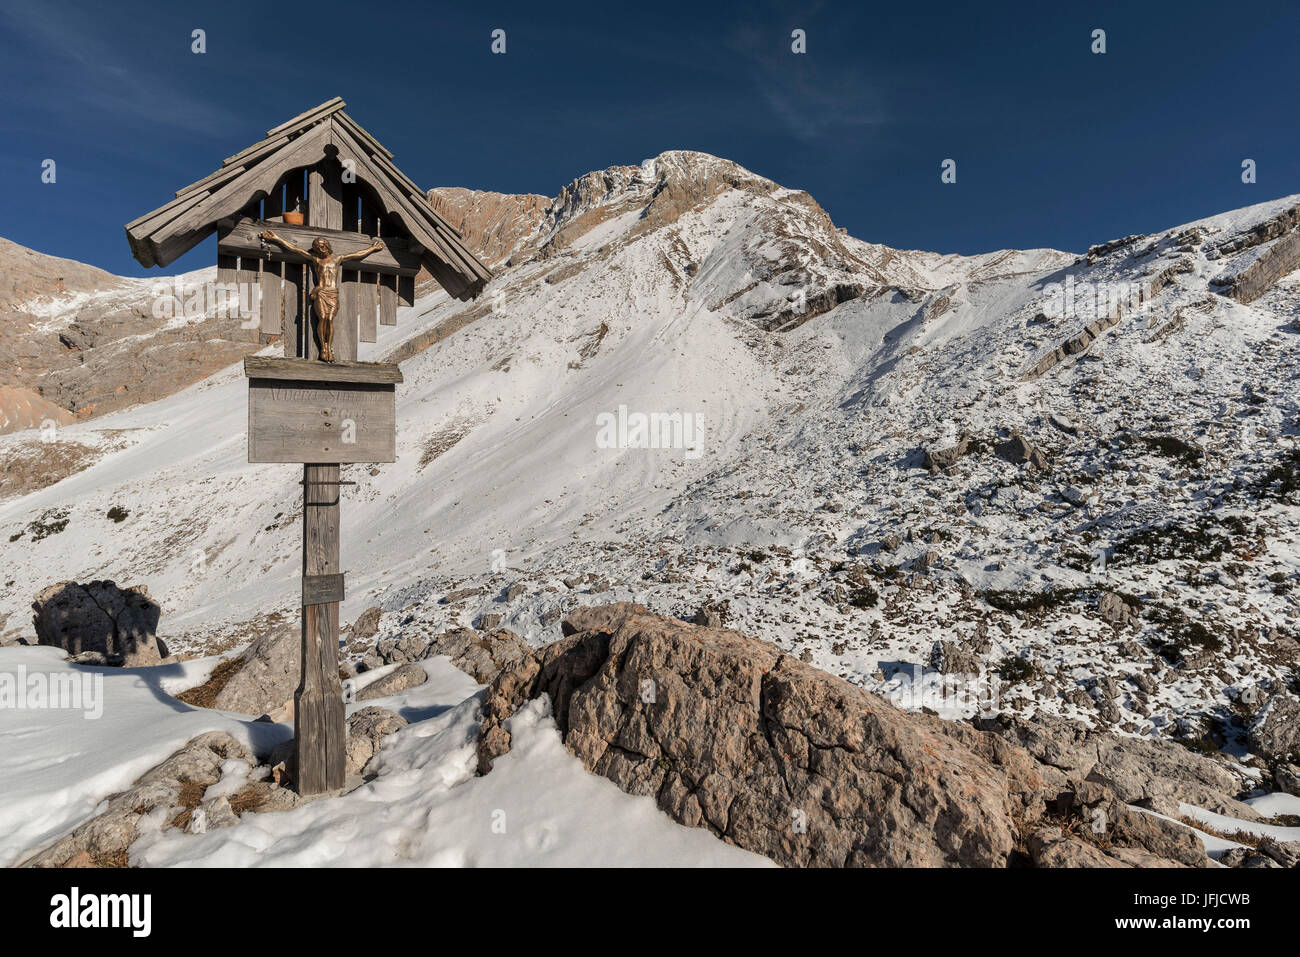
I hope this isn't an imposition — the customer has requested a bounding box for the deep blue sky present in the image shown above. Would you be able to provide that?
[2,0,1297,277]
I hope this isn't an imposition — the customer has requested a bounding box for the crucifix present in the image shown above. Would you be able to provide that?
[260,230,385,361]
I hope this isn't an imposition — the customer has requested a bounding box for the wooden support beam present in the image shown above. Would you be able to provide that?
[380,273,397,327]
[236,255,261,343]
[359,273,378,344]
[334,296,357,362]
[358,274,377,342]
[259,181,284,336]
[342,180,362,344]
[318,157,344,231]
[282,174,305,357]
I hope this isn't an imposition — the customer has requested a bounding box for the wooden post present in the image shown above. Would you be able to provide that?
[294,158,350,795]
[295,463,346,794]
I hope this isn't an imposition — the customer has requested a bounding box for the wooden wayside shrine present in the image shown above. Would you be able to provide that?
[125,98,491,794]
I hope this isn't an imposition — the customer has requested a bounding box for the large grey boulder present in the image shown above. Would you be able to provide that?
[32,580,166,667]
[346,607,383,644]
[1274,763,1300,797]
[930,639,981,674]
[373,634,428,666]
[924,435,972,472]
[994,434,1050,470]
[478,604,1026,867]
[1097,592,1137,627]
[210,622,299,716]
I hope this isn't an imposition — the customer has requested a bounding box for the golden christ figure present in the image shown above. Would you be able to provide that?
[261,230,385,362]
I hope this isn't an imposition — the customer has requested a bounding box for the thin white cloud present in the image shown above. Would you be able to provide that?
[724,21,886,142]
[0,1,240,137]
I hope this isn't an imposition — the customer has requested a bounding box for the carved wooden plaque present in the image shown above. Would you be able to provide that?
[245,357,401,464]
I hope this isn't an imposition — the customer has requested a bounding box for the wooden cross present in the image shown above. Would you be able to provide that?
[127,104,492,797]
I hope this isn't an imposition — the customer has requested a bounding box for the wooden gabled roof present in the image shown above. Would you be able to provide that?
[125,98,491,301]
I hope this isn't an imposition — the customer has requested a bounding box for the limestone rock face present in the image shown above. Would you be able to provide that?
[32,580,164,667]
[0,238,263,437]
[425,188,551,269]
[975,712,1258,820]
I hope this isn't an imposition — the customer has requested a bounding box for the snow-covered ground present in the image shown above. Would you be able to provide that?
[0,645,767,868]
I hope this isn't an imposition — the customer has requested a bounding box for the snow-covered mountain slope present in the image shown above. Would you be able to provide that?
[1,151,1297,756]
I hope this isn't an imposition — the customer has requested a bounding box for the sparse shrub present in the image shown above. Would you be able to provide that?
[1109,517,1242,567]
[998,656,1037,683]
[106,506,129,523]
[1135,434,1203,468]
[1259,447,1300,504]
[26,509,69,542]
[848,585,879,609]
[1145,604,1224,664]
[983,587,1081,614]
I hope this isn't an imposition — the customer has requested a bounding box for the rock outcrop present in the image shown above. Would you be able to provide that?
[975,711,1258,820]
[1,238,264,436]
[924,436,973,473]
[426,188,550,268]
[356,662,427,701]
[32,580,166,667]
[19,731,305,866]
[345,706,407,775]
[477,604,1213,867]
[417,625,529,684]
[994,434,1050,470]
